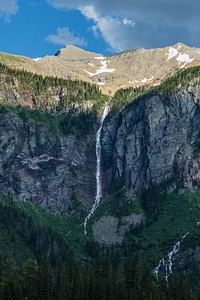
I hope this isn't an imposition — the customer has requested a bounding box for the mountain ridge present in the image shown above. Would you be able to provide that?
[1,42,200,95]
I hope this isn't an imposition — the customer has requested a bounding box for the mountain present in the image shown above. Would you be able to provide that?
[1,43,200,95]
[1,44,200,297]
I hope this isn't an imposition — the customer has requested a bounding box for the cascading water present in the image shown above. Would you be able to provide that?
[155,232,189,281]
[84,104,110,235]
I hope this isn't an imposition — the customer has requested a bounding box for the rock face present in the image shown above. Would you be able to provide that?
[0,111,97,213]
[1,80,200,217]
[1,76,200,220]
[102,83,200,194]
[93,213,145,245]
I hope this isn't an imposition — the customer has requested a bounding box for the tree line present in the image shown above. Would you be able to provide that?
[0,253,198,300]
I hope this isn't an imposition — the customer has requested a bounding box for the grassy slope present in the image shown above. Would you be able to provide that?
[0,101,62,131]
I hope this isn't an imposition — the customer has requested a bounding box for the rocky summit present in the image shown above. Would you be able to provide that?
[1,43,200,95]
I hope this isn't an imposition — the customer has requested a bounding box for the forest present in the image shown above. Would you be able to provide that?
[0,252,198,300]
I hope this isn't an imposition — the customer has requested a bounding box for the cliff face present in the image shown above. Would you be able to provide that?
[0,111,97,213]
[1,79,200,216]
[102,84,200,195]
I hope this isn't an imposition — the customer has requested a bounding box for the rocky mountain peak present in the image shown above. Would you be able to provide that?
[54,45,101,60]
[1,43,200,94]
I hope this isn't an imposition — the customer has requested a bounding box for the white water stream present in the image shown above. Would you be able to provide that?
[155,232,189,281]
[84,104,110,235]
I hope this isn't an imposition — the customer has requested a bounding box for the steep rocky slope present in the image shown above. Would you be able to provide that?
[0,111,97,213]
[0,66,108,214]
[1,43,200,94]
[102,76,200,195]
[0,63,200,224]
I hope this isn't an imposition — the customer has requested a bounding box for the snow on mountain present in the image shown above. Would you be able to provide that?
[2,43,200,95]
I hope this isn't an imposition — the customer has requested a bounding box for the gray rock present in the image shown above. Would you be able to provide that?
[0,112,96,214]
[93,213,145,245]
[102,86,200,194]
[2,80,200,220]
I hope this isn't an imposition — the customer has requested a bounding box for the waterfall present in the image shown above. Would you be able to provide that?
[155,232,189,281]
[84,104,110,235]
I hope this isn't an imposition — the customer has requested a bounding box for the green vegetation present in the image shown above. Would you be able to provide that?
[0,190,73,264]
[0,62,109,137]
[0,63,108,138]
[0,102,62,131]
[155,65,200,94]
[1,186,200,298]
[108,65,200,117]
[60,107,99,137]
[83,186,200,276]
[90,187,144,220]
[0,190,91,261]
[109,85,150,115]
[0,62,105,101]
[123,189,200,266]
[0,246,198,299]
[0,52,21,62]
[0,101,103,138]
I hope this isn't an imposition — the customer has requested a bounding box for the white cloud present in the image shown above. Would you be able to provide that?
[0,0,19,21]
[47,0,200,51]
[45,27,86,47]
[122,18,135,27]
[81,5,137,51]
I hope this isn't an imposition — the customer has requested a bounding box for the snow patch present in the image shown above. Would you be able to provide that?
[85,59,115,76]
[33,57,42,62]
[176,53,194,67]
[129,80,139,84]
[167,47,178,61]
[141,77,154,83]
[167,47,194,67]
[129,77,154,84]
[88,62,94,67]
[95,56,106,60]
[177,44,182,50]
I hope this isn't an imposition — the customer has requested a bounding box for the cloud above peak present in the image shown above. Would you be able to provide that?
[47,0,200,51]
[0,0,19,21]
[46,27,87,47]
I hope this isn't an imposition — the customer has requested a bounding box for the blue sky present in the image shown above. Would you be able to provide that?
[1,0,200,58]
